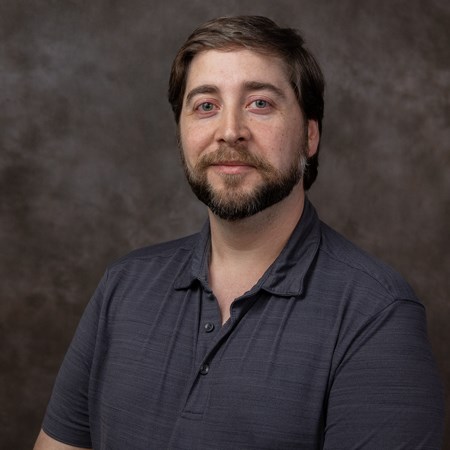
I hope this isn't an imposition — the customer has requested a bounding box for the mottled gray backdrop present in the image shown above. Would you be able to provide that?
[1,0,449,448]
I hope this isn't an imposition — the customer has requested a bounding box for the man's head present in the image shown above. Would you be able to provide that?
[168,15,324,192]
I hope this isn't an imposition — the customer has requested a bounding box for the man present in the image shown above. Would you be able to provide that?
[35,16,444,449]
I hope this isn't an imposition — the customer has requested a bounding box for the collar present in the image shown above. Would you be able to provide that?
[174,198,321,297]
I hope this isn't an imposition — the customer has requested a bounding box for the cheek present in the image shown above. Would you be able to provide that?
[179,128,208,169]
[179,125,196,151]
[275,127,304,167]
[260,124,295,159]
[180,120,209,148]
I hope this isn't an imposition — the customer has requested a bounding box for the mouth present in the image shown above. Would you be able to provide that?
[209,161,255,175]
[211,160,254,166]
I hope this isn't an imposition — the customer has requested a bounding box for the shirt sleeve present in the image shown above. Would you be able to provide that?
[323,299,444,449]
[41,272,107,448]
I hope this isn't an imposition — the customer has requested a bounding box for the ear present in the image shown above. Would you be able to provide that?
[306,120,320,158]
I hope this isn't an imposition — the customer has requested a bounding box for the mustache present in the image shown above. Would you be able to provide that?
[195,144,273,172]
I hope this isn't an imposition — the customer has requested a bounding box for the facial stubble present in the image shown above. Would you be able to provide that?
[180,140,308,221]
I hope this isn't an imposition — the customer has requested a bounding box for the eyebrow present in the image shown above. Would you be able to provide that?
[184,81,287,106]
[185,85,218,106]
[242,81,286,99]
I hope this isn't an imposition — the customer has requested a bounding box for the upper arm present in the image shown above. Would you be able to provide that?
[34,429,92,450]
[323,300,444,449]
[40,274,108,448]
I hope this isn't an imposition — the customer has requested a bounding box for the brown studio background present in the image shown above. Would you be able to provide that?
[1,1,449,448]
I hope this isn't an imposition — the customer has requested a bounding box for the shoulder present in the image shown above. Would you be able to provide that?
[113,233,199,266]
[316,221,419,308]
[101,232,201,287]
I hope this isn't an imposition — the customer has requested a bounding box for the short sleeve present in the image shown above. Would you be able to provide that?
[323,299,444,449]
[41,272,107,448]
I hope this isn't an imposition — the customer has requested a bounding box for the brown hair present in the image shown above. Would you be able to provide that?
[168,16,325,190]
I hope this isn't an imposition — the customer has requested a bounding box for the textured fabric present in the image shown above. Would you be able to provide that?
[42,199,444,449]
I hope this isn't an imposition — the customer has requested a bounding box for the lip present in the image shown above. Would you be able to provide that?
[210,161,255,175]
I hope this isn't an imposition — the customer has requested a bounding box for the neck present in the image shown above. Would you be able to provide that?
[208,184,306,268]
[207,184,306,324]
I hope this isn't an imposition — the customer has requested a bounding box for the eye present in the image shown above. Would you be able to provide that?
[253,99,269,108]
[248,98,273,113]
[197,102,215,112]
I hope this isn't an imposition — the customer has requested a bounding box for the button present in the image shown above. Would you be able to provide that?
[204,322,215,333]
[199,364,209,375]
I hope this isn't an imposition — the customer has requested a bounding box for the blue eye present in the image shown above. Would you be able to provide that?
[254,99,268,108]
[199,102,214,111]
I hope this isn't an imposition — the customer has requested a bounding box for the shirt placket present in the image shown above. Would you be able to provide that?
[177,287,220,418]
[179,287,260,420]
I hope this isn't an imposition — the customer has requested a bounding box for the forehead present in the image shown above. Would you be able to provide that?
[184,48,291,92]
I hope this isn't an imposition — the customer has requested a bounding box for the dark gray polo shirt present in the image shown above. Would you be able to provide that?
[42,199,444,449]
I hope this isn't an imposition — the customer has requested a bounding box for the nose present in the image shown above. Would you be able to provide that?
[215,107,251,145]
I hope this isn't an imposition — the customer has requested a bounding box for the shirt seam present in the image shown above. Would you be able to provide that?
[317,245,419,303]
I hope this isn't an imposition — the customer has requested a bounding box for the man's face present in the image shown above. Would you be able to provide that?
[178,48,315,221]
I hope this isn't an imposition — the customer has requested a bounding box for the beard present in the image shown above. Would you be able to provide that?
[180,141,308,222]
